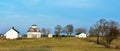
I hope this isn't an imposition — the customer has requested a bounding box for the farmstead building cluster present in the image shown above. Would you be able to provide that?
[4,24,53,39]
[3,24,87,39]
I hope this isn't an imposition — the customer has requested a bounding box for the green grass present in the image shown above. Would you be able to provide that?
[0,37,119,51]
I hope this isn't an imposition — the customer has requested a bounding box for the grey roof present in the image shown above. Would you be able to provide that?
[32,24,37,26]
[12,27,20,33]
[27,26,40,32]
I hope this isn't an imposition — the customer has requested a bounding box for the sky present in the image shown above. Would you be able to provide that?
[0,0,120,34]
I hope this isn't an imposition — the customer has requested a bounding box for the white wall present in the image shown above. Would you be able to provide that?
[75,33,87,38]
[48,34,53,38]
[79,34,87,38]
[27,32,41,38]
[5,29,19,39]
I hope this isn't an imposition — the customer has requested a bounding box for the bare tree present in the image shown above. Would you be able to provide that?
[64,24,74,36]
[55,25,62,37]
[89,26,96,36]
[75,28,86,35]
[41,28,51,37]
[47,28,51,34]
[41,28,47,37]
[93,19,108,44]
[103,20,119,47]
[90,19,120,47]
[62,27,69,36]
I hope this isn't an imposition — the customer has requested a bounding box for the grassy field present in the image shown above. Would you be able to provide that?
[0,37,120,51]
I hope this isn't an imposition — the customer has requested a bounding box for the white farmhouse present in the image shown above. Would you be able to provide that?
[75,33,87,38]
[48,33,53,38]
[4,27,20,39]
[27,24,41,38]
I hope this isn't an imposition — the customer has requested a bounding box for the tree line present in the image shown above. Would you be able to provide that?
[41,18,120,48]
[89,19,120,48]
[41,24,86,37]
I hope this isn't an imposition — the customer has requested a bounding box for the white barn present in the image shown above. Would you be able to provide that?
[48,33,53,38]
[75,33,87,38]
[27,24,41,38]
[4,27,20,39]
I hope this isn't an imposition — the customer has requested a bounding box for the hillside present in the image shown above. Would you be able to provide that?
[0,37,119,51]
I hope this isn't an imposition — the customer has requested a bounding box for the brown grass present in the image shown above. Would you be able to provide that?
[0,37,119,51]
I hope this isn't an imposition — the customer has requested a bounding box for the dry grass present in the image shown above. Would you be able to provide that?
[0,37,119,51]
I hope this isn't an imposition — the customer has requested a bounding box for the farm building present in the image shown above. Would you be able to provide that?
[75,33,87,38]
[48,33,53,38]
[27,24,41,38]
[4,27,21,39]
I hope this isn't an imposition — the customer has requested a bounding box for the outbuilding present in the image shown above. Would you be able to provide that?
[75,33,87,38]
[4,27,20,39]
[27,24,41,38]
[48,33,53,38]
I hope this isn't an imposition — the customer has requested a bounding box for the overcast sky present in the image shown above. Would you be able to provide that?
[0,0,120,34]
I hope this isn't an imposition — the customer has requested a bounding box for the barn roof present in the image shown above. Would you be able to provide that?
[28,28,40,32]
[11,27,20,33]
[32,24,37,26]
[27,25,40,32]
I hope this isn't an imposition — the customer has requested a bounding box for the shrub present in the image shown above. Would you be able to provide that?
[115,45,120,49]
